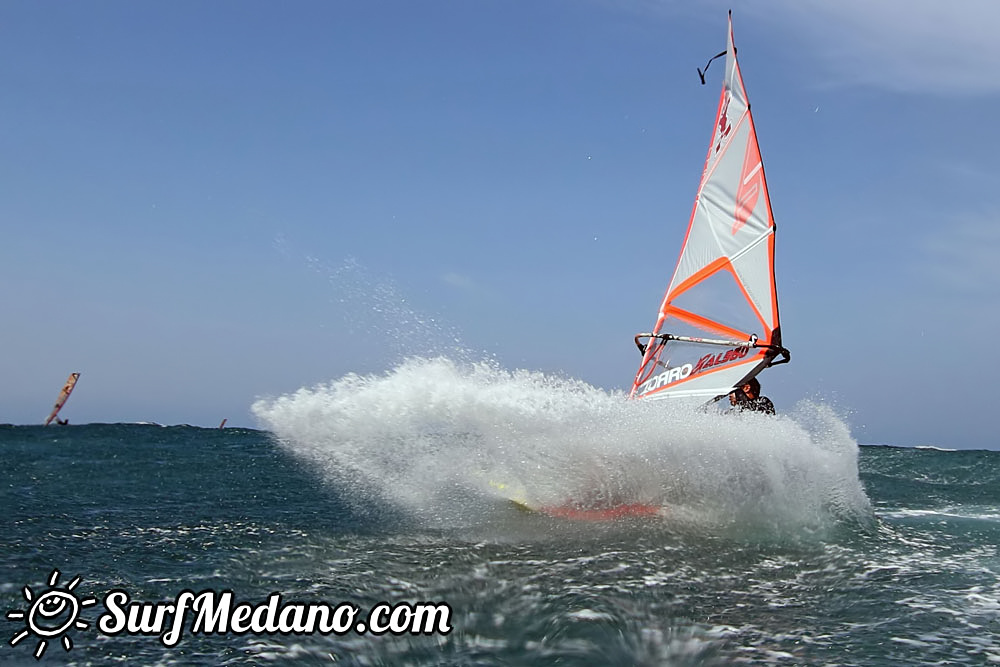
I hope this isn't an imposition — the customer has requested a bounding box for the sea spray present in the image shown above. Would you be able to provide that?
[253,357,873,534]
[294,252,473,364]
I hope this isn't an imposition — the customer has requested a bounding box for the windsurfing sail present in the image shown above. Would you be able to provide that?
[630,13,789,401]
[44,372,80,425]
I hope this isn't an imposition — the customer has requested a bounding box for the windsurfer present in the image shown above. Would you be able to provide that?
[728,377,775,415]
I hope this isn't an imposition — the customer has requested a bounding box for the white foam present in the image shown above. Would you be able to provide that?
[252,356,873,532]
[879,507,1000,523]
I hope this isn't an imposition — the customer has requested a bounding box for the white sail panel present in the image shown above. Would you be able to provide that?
[670,80,774,321]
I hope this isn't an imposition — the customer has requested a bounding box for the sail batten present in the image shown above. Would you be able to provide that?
[630,14,788,401]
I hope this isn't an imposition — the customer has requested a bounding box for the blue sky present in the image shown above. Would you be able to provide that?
[2,1,998,449]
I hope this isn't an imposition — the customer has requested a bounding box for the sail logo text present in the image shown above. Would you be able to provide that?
[714,92,732,155]
[638,363,693,394]
[693,347,749,374]
[733,144,763,235]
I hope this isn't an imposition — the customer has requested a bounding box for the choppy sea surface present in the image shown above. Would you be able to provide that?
[3,358,999,665]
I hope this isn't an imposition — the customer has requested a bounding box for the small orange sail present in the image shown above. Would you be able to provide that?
[44,373,80,426]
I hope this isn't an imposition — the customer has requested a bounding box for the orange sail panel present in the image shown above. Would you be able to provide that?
[631,15,785,400]
[44,372,80,426]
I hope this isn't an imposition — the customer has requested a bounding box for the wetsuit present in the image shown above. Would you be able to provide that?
[742,396,775,415]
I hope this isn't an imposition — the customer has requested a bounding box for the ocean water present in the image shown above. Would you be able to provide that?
[3,357,999,665]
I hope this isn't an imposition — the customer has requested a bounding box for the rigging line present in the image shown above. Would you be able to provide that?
[697,50,727,85]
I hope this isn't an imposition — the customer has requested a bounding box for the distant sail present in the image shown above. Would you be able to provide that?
[631,14,788,400]
[44,373,80,426]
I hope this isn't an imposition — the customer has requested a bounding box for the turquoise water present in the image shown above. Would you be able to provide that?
[3,362,999,665]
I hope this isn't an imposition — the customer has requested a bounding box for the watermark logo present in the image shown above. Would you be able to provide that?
[7,569,452,659]
[7,569,97,660]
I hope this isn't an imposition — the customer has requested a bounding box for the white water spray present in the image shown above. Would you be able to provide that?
[253,356,872,533]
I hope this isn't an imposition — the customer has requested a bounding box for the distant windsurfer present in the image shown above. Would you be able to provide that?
[727,377,775,415]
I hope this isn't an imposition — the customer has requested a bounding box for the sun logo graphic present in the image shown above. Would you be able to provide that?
[6,569,97,660]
